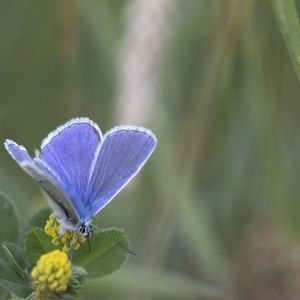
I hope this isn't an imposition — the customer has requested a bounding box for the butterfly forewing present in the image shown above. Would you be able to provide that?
[39,118,102,220]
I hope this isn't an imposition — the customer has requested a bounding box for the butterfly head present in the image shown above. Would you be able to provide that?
[78,223,93,238]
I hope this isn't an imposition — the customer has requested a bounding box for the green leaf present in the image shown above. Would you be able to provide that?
[24,293,36,300]
[71,266,88,285]
[25,208,51,230]
[2,243,27,270]
[19,208,51,248]
[0,243,25,298]
[1,243,27,280]
[0,278,32,298]
[52,293,77,300]
[0,244,31,298]
[0,192,19,244]
[24,228,57,266]
[0,258,32,298]
[272,0,300,82]
[73,228,129,278]
[61,266,88,299]
[0,258,21,282]
[10,293,25,300]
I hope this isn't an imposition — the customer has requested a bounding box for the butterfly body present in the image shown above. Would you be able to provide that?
[4,118,157,238]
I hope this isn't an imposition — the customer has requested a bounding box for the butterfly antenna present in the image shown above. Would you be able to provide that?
[93,226,137,256]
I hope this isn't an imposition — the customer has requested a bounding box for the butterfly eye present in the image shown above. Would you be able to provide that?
[78,224,93,238]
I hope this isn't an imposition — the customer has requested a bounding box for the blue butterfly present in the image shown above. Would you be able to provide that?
[4,118,157,238]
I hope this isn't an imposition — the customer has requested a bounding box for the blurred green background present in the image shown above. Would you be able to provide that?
[1,0,300,299]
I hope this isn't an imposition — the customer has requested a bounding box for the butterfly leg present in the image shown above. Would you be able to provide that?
[68,232,77,252]
[58,225,67,237]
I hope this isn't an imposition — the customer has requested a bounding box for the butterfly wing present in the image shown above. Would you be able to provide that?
[87,126,157,217]
[39,118,102,221]
[5,120,156,223]
[4,139,35,166]
[4,140,79,223]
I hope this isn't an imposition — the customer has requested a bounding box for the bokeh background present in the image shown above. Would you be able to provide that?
[1,0,300,299]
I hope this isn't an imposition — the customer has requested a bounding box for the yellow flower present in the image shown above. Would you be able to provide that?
[31,250,72,297]
[44,214,86,252]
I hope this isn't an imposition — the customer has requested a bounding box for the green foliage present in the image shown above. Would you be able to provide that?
[0,194,23,298]
[2,243,28,280]
[0,193,19,244]
[0,278,32,299]
[0,197,131,299]
[24,227,130,279]
[272,0,300,82]
[18,208,51,250]
[25,228,58,265]
[24,208,52,230]
[73,229,129,278]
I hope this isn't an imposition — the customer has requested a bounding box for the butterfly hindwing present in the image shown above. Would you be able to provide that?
[5,139,33,166]
[4,139,79,223]
[22,161,79,224]
[87,126,157,217]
